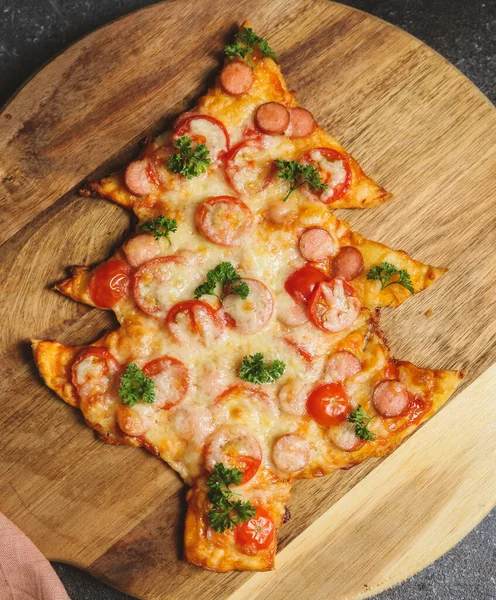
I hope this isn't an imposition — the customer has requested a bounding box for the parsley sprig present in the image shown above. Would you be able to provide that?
[141,215,177,244]
[194,262,249,304]
[208,463,256,533]
[224,27,278,70]
[275,159,328,202]
[239,353,286,384]
[167,136,211,179]
[367,262,414,294]
[348,405,375,441]
[119,363,155,407]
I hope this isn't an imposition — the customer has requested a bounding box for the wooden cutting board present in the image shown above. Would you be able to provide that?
[0,1,495,598]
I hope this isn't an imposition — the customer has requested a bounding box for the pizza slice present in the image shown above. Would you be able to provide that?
[84,23,391,213]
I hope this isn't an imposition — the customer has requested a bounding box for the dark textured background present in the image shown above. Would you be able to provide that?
[1,0,495,598]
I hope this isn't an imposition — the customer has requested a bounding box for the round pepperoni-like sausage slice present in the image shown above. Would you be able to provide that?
[223,279,273,334]
[324,351,362,383]
[133,255,201,319]
[117,403,156,437]
[255,102,290,135]
[286,107,316,138]
[307,383,351,427]
[225,139,273,196]
[173,405,214,446]
[278,380,311,415]
[272,434,311,474]
[234,506,275,555]
[299,227,339,262]
[142,356,189,409]
[301,148,352,203]
[265,200,297,225]
[196,196,253,246]
[72,348,119,406]
[220,61,254,96]
[173,115,229,162]
[124,159,156,196]
[166,300,223,343]
[204,426,262,484]
[88,260,131,309]
[123,234,161,268]
[328,422,364,452]
[284,264,329,305]
[309,279,361,333]
[373,380,410,417]
[330,246,364,280]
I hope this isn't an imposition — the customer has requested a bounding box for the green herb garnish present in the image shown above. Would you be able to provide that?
[224,27,278,70]
[194,262,249,304]
[119,363,155,407]
[348,405,375,441]
[141,215,177,244]
[275,159,328,202]
[239,352,286,385]
[207,463,256,533]
[167,136,211,179]
[367,262,414,294]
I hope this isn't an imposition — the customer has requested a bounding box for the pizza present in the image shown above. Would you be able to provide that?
[32,23,463,573]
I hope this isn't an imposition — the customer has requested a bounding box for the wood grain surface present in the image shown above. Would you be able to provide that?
[0,1,495,599]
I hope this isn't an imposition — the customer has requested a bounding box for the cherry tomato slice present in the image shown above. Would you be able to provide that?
[142,355,189,409]
[308,279,361,333]
[224,138,273,196]
[306,383,351,427]
[300,148,352,204]
[234,506,276,555]
[284,264,329,305]
[88,259,131,308]
[173,115,230,161]
[166,300,223,343]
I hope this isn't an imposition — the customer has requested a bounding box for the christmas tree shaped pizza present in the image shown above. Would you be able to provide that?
[33,25,463,572]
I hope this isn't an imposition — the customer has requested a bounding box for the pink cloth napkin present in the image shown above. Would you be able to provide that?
[0,513,69,600]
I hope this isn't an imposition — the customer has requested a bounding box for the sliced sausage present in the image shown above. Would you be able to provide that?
[223,278,274,334]
[117,404,156,437]
[278,380,310,416]
[286,107,316,138]
[266,201,297,225]
[255,102,290,135]
[324,351,362,383]
[124,160,154,196]
[173,115,229,161]
[220,61,255,96]
[373,380,410,417]
[123,234,161,268]
[299,227,339,262]
[331,246,364,280]
[328,422,364,452]
[196,196,253,246]
[272,434,311,474]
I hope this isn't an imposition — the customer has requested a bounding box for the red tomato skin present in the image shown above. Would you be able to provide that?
[234,506,276,555]
[301,148,352,203]
[173,115,230,158]
[165,300,222,340]
[88,260,131,308]
[284,264,329,305]
[306,383,351,427]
